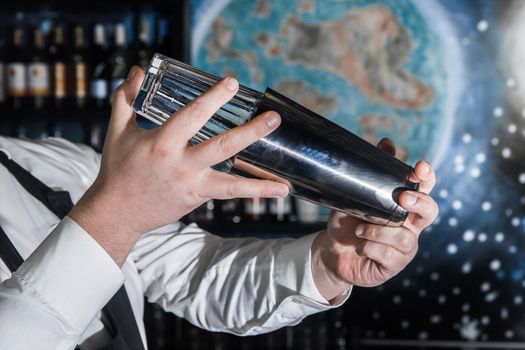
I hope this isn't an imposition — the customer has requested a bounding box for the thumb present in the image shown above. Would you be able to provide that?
[107,66,145,138]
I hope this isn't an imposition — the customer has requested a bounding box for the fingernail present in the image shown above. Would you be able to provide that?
[225,77,238,90]
[127,66,138,82]
[266,113,280,128]
[355,224,364,237]
[274,186,288,197]
[405,193,417,206]
[420,161,430,174]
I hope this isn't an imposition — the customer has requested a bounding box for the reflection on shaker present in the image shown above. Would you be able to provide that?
[269,197,292,222]
[244,198,267,222]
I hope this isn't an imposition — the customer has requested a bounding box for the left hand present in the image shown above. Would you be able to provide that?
[311,138,439,302]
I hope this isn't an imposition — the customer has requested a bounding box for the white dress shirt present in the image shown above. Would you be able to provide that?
[0,136,349,350]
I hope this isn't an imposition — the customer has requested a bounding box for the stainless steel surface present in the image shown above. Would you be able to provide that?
[133,54,419,226]
[234,88,419,226]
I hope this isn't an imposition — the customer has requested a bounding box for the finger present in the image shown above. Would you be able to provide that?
[233,158,291,186]
[377,138,396,156]
[409,161,436,194]
[399,191,439,233]
[108,66,144,137]
[355,224,418,255]
[159,77,239,147]
[188,111,281,168]
[356,240,408,273]
[201,171,289,199]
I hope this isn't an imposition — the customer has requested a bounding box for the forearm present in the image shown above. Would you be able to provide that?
[134,226,338,335]
[311,230,353,303]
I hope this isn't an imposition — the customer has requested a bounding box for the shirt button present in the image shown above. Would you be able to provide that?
[292,297,301,304]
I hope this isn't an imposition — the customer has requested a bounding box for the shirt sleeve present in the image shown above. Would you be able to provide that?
[0,217,125,350]
[132,223,351,336]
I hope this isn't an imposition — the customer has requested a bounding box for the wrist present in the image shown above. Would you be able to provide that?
[69,184,142,266]
[311,230,352,303]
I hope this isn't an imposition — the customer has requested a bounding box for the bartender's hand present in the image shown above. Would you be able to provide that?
[311,139,438,303]
[69,66,288,265]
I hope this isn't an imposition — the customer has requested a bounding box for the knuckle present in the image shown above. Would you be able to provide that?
[414,194,429,211]
[251,119,268,139]
[357,242,368,256]
[174,164,191,179]
[397,232,415,251]
[150,139,170,159]
[365,225,379,240]
[186,99,206,117]
[225,182,239,198]
[396,233,410,250]
[420,196,439,220]
[218,134,237,156]
[184,189,201,204]
[383,246,395,261]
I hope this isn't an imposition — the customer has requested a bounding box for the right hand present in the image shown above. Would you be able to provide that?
[69,66,288,264]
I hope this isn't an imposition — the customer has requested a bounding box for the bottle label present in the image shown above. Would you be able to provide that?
[75,63,87,98]
[0,62,5,102]
[91,79,108,99]
[7,63,26,97]
[111,78,125,92]
[28,63,50,96]
[54,63,66,98]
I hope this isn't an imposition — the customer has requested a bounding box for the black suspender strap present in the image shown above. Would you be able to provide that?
[0,150,145,350]
[0,226,24,272]
[0,151,73,219]
[100,288,147,350]
[0,152,34,273]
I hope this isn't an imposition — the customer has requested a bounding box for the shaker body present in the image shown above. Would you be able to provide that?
[235,88,419,226]
[133,54,419,226]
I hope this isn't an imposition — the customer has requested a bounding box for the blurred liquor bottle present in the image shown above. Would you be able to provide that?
[6,24,28,111]
[49,23,68,109]
[28,25,51,110]
[71,24,89,109]
[90,23,110,109]
[136,16,153,70]
[109,23,130,94]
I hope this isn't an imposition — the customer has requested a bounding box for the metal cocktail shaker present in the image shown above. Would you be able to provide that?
[133,54,419,226]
